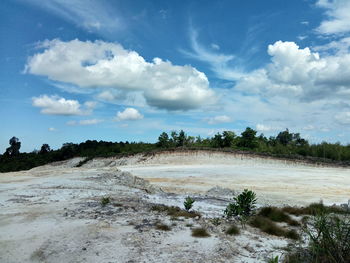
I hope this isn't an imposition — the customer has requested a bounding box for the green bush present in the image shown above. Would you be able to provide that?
[225,225,240,235]
[224,189,257,220]
[284,214,350,263]
[101,196,110,207]
[184,196,195,211]
[259,206,300,226]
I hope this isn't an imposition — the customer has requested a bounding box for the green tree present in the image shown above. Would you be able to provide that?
[238,127,258,149]
[39,144,51,154]
[157,132,170,148]
[4,137,21,156]
[222,131,235,147]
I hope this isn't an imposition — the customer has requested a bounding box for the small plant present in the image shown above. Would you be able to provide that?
[224,189,257,228]
[267,255,279,263]
[151,204,201,218]
[191,227,210,238]
[259,206,300,226]
[225,225,240,235]
[184,196,195,211]
[155,223,171,231]
[101,196,110,207]
[185,223,193,227]
[210,217,221,226]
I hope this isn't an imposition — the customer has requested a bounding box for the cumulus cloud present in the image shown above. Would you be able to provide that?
[115,108,143,121]
[316,0,350,35]
[205,115,232,125]
[67,119,103,126]
[256,124,278,132]
[25,39,214,110]
[32,95,95,115]
[235,40,350,101]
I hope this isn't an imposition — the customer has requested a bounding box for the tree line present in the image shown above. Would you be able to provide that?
[1,127,350,172]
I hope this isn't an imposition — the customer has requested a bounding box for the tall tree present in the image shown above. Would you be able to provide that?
[4,136,21,156]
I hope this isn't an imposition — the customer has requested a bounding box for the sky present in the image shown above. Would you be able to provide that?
[1,0,350,152]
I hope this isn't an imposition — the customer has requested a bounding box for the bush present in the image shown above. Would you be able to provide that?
[224,189,257,218]
[259,206,300,226]
[282,203,348,216]
[249,216,299,240]
[184,196,195,211]
[151,204,200,218]
[101,197,110,207]
[191,227,210,238]
[284,214,350,263]
[225,225,240,235]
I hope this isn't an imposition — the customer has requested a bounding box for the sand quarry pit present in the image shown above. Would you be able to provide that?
[0,150,349,263]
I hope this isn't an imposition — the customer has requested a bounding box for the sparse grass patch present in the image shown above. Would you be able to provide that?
[185,223,193,227]
[155,223,171,231]
[191,227,210,238]
[249,216,300,240]
[259,206,300,226]
[210,217,221,226]
[100,196,110,207]
[225,225,240,235]
[282,203,348,216]
[151,204,201,218]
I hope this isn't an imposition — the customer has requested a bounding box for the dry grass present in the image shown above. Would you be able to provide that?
[225,225,240,235]
[259,206,300,226]
[249,216,299,240]
[151,204,201,218]
[191,227,210,238]
[155,223,171,231]
[282,203,347,216]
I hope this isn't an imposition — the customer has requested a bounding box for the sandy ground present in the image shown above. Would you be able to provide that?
[118,151,350,206]
[0,151,349,263]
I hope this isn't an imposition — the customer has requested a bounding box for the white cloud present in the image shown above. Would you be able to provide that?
[115,108,143,121]
[48,127,57,132]
[181,28,243,81]
[206,115,232,125]
[32,95,94,115]
[301,21,309,25]
[26,39,214,111]
[211,43,220,50]
[256,124,275,132]
[22,0,123,33]
[316,0,350,35]
[66,119,103,126]
[335,112,350,124]
[235,41,350,101]
[97,90,119,101]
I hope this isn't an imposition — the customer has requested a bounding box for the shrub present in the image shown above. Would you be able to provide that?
[284,214,350,263]
[101,196,110,207]
[225,225,240,235]
[151,204,200,218]
[184,196,195,211]
[210,218,221,226]
[282,203,348,216]
[268,256,279,263]
[259,206,300,226]
[249,216,299,240]
[191,227,210,238]
[224,189,257,218]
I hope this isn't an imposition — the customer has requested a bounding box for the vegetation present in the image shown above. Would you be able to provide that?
[191,227,210,238]
[183,196,195,211]
[155,223,171,231]
[282,203,349,216]
[151,204,201,218]
[2,127,350,173]
[249,216,299,240]
[224,189,257,218]
[225,225,240,235]
[284,213,350,263]
[100,197,110,207]
[259,207,300,226]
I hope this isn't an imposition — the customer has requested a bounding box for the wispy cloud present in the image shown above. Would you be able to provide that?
[180,27,244,81]
[21,0,123,34]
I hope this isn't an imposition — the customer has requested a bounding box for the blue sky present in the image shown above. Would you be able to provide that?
[1,0,350,152]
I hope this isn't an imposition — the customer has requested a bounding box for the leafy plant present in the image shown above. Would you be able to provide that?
[210,217,221,226]
[184,196,195,211]
[101,196,110,207]
[267,255,279,263]
[224,189,257,222]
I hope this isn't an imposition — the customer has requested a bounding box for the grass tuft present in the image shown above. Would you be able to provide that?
[259,206,300,226]
[151,204,201,218]
[282,203,348,216]
[100,196,110,207]
[249,216,300,240]
[225,225,240,235]
[155,223,171,231]
[191,227,210,238]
